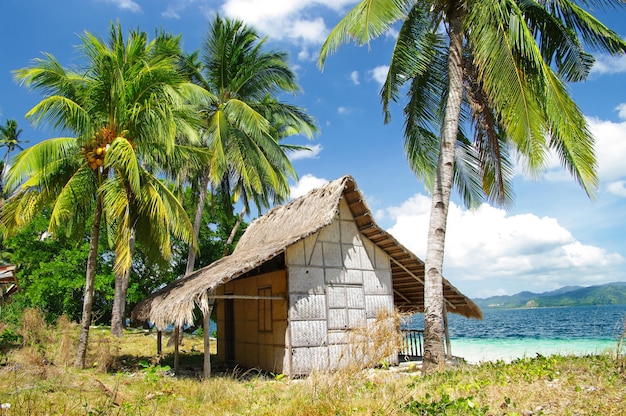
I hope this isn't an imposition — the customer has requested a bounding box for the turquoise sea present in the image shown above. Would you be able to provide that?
[407,304,626,364]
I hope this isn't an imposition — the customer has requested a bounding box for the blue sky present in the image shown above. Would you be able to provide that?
[1,0,625,298]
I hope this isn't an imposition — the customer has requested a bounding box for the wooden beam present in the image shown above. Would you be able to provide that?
[206,294,286,300]
[393,288,413,304]
[391,257,424,284]
[390,257,457,311]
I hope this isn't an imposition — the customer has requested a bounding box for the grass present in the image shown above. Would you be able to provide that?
[0,309,625,415]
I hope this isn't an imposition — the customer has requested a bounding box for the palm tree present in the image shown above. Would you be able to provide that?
[4,22,207,368]
[176,16,316,378]
[182,16,317,275]
[320,0,626,372]
[0,119,26,192]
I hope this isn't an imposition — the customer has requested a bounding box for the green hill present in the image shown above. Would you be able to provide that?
[474,282,626,309]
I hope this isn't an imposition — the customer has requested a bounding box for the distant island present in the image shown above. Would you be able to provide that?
[473,282,626,309]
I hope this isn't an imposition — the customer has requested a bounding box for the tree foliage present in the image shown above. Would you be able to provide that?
[1,213,114,324]
[320,0,626,371]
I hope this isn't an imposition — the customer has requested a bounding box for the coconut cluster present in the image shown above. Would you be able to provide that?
[83,127,119,170]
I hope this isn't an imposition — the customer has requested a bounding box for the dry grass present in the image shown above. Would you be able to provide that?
[0,309,625,415]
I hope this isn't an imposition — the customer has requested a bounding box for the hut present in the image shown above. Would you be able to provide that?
[0,264,18,304]
[132,175,481,376]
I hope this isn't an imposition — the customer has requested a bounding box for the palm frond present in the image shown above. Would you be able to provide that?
[319,0,413,67]
[542,68,598,196]
[468,0,550,174]
[105,137,141,194]
[382,4,443,121]
[518,0,595,82]
[4,137,79,191]
[48,164,98,236]
[545,0,626,54]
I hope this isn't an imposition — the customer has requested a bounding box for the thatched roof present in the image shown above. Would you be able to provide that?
[132,175,482,329]
[0,264,18,302]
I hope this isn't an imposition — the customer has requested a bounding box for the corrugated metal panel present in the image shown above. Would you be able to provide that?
[346,286,364,308]
[342,244,362,269]
[327,308,348,330]
[324,268,364,285]
[290,346,329,375]
[288,239,306,265]
[327,331,347,345]
[340,216,359,245]
[364,295,394,318]
[322,241,342,267]
[343,269,363,284]
[288,266,324,294]
[328,344,351,369]
[326,285,347,308]
[289,294,326,320]
[304,233,323,266]
[324,267,342,284]
[348,308,366,327]
[290,320,327,347]
[363,270,391,294]
[339,198,352,220]
[318,220,340,242]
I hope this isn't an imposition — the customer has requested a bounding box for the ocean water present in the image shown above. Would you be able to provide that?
[405,304,626,364]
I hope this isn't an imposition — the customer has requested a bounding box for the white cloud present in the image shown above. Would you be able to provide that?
[385,27,399,40]
[607,180,626,196]
[369,65,389,86]
[590,54,626,75]
[297,48,313,61]
[160,0,214,19]
[103,0,141,12]
[616,103,626,120]
[288,143,323,161]
[349,70,360,85]
[586,116,626,183]
[290,174,329,198]
[337,106,351,115]
[384,195,625,297]
[220,0,358,45]
[534,116,626,186]
[162,9,180,19]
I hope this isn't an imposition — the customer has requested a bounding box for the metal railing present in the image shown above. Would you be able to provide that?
[400,329,423,359]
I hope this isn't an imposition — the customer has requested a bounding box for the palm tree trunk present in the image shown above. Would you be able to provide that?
[186,165,211,276]
[111,229,136,337]
[222,206,246,257]
[422,2,464,374]
[184,166,211,376]
[1,151,10,189]
[74,195,103,369]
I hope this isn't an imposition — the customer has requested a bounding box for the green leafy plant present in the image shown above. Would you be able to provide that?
[511,354,559,382]
[139,360,171,385]
[405,392,489,415]
[0,328,21,346]
[270,372,285,381]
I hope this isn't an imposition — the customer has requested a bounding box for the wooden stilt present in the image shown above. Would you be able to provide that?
[157,330,162,356]
[443,304,452,359]
[173,326,180,373]
[203,311,211,379]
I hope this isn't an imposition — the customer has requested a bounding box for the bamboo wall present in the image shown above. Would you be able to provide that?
[284,198,395,375]
[215,270,288,373]
[215,198,396,376]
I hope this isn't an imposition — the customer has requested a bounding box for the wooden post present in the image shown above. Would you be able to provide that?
[157,330,162,356]
[173,326,180,373]
[203,310,211,379]
[443,304,452,359]
[203,297,216,379]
